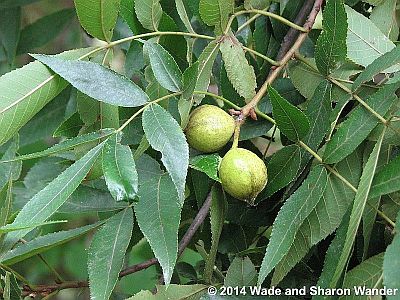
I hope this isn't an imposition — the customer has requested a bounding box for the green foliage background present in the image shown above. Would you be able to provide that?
[0,0,399,299]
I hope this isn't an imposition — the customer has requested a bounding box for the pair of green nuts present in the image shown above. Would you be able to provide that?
[185,105,268,203]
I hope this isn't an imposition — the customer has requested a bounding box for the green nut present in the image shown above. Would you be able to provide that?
[219,148,268,204]
[185,105,235,153]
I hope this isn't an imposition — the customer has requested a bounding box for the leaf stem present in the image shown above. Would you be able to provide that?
[325,165,396,228]
[240,0,323,119]
[242,46,280,66]
[225,9,308,36]
[328,77,388,125]
[116,92,182,133]
[78,31,215,62]
[297,140,322,163]
[107,31,215,49]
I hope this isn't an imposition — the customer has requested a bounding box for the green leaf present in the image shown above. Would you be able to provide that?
[199,0,234,32]
[134,174,181,285]
[313,209,351,300]
[268,86,310,141]
[0,137,21,190]
[18,88,71,146]
[327,128,385,289]
[272,150,361,285]
[182,62,198,101]
[259,145,301,200]
[1,222,101,265]
[258,165,328,285]
[220,35,257,100]
[345,5,396,68]
[370,154,400,198]
[175,0,194,33]
[244,0,270,10]
[32,54,149,108]
[88,208,133,300]
[74,0,121,42]
[144,42,183,92]
[342,253,384,297]
[301,80,333,164]
[102,135,138,201]
[60,186,127,213]
[127,284,208,299]
[0,142,105,254]
[370,0,398,41]
[189,154,221,183]
[315,0,347,75]
[17,9,75,54]
[134,0,162,31]
[1,130,113,163]
[0,7,20,65]
[0,220,68,233]
[204,185,226,283]
[1,271,21,300]
[0,48,92,146]
[323,82,399,164]
[193,41,220,104]
[120,0,146,34]
[0,182,13,239]
[225,257,257,287]
[383,211,400,299]
[76,90,100,126]
[142,103,189,202]
[352,45,400,91]
[53,112,84,138]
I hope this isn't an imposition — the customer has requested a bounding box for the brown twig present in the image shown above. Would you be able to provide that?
[22,192,213,297]
[275,0,315,61]
[240,0,324,119]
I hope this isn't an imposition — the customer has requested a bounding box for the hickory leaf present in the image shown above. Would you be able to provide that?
[272,149,362,284]
[269,86,310,141]
[17,8,75,54]
[0,142,105,254]
[32,54,149,107]
[0,48,92,146]
[135,174,181,285]
[88,208,133,300]
[324,82,399,164]
[199,0,234,32]
[190,154,221,182]
[258,165,328,285]
[144,42,183,92]
[352,45,400,91]
[346,5,396,68]
[383,211,400,299]
[370,154,400,198]
[0,130,113,163]
[1,222,102,265]
[142,103,189,203]
[260,145,302,200]
[0,6,20,65]
[315,0,347,75]
[328,128,385,289]
[134,0,162,31]
[102,135,138,202]
[225,257,257,287]
[74,0,121,42]
[220,35,257,100]
[342,253,384,293]
[175,0,194,33]
[193,41,220,104]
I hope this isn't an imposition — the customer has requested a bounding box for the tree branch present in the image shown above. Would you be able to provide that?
[240,0,324,119]
[22,192,213,297]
